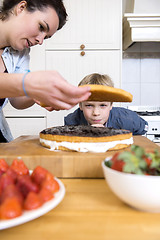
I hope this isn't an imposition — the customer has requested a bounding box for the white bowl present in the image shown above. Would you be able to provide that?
[102,158,160,212]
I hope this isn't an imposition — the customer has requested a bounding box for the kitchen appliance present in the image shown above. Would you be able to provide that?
[127,106,160,143]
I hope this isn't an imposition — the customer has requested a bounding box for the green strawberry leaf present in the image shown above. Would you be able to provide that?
[131,145,145,158]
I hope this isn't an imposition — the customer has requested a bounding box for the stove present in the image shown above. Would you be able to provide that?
[127,106,160,143]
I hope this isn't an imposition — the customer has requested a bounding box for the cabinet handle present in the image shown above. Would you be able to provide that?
[80,51,85,56]
[80,44,85,50]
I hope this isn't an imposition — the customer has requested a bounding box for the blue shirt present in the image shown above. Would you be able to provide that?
[64,107,148,135]
[0,47,30,142]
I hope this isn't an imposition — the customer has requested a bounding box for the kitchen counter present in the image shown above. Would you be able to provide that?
[1,178,160,240]
[1,136,160,239]
[0,135,159,178]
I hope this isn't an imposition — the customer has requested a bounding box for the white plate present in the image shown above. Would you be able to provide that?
[0,177,65,230]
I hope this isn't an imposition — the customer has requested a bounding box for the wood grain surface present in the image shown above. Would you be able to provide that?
[0,135,159,178]
[1,178,160,240]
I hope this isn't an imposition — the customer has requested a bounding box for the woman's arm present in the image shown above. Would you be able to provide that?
[0,71,91,110]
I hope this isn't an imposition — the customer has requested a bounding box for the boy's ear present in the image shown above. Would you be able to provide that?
[110,103,113,110]
[14,1,27,15]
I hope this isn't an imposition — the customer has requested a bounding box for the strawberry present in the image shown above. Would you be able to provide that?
[0,197,22,219]
[0,169,4,178]
[24,192,43,210]
[31,166,49,185]
[111,159,125,172]
[10,159,29,176]
[0,173,14,194]
[0,184,24,206]
[39,187,54,203]
[144,156,152,167]
[108,152,125,172]
[41,173,60,194]
[6,168,18,182]
[111,152,121,163]
[16,175,39,198]
[0,158,9,174]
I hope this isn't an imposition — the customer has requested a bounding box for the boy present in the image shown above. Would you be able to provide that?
[64,73,148,135]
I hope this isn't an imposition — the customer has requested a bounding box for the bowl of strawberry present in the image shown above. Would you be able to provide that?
[102,145,160,212]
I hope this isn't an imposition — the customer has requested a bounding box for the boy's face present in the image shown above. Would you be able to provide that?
[79,101,112,126]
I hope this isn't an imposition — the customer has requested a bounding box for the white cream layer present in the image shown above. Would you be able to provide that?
[40,137,133,153]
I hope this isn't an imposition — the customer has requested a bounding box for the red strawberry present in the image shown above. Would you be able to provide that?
[0,184,24,206]
[41,173,59,194]
[16,175,39,198]
[0,197,22,219]
[111,159,125,172]
[110,152,125,172]
[39,187,54,203]
[0,158,9,174]
[0,173,14,194]
[10,159,29,176]
[24,192,43,210]
[144,157,152,167]
[31,166,49,185]
[0,169,4,178]
[6,168,18,182]
[111,152,121,163]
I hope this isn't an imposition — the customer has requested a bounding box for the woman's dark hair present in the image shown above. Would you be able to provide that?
[0,0,67,30]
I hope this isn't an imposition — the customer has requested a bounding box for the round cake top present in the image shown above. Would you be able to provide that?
[40,125,131,137]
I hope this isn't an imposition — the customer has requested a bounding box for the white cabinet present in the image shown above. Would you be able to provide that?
[4,0,122,137]
[45,0,121,50]
[45,0,122,126]
[45,51,121,87]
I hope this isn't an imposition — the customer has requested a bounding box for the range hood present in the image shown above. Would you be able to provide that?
[123,0,160,50]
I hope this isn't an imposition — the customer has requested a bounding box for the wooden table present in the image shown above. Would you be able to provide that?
[1,136,160,239]
[0,135,159,178]
[1,178,160,240]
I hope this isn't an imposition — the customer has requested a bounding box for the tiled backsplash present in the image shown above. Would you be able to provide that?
[122,42,160,107]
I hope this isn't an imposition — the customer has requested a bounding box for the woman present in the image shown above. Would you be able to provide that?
[0,0,91,142]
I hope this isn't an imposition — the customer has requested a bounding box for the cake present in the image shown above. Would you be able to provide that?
[39,125,133,153]
[80,84,133,102]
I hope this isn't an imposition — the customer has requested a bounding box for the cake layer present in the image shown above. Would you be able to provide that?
[40,125,132,143]
[81,84,133,102]
[40,137,133,153]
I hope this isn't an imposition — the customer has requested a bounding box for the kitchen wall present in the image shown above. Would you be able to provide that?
[122,42,160,108]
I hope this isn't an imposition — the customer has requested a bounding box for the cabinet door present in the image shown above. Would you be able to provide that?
[45,50,121,127]
[45,0,122,50]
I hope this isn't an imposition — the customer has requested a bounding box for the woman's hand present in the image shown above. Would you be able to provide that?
[25,71,91,110]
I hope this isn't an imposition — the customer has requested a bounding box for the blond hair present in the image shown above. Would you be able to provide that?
[78,73,114,87]
[79,73,114,105]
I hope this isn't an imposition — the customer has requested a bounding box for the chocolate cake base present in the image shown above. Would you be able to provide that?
[39,126,133,152]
